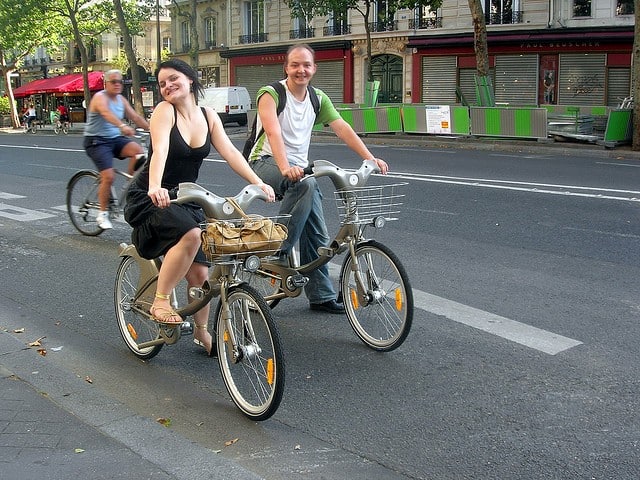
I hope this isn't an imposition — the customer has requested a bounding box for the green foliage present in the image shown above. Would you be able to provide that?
[0,96,11,114]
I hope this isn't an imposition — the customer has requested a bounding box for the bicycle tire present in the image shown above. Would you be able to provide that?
[114,255,163,360]
[53,124,60,135]
[339,240,413,352]
[215,283,285,421]
[62,124,69,134]
[237,268,282,309]
[66,170,106,236]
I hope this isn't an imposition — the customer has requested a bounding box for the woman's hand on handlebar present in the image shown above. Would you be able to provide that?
[370,157,389,174]
[148,186,172,208]
[257,182,276,202]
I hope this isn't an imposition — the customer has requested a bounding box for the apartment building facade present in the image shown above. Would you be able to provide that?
[169,0,635,108]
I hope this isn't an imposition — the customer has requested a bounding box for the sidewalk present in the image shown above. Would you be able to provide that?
[0,327,262,480]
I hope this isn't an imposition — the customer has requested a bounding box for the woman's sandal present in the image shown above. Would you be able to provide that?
[150,293,182,325]
[194,324,217,357]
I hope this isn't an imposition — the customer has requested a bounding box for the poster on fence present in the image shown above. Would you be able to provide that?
[425,105,452,134]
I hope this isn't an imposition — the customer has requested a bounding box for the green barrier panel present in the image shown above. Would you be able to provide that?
[470,107,547,139]
[400,105,470,135]
[603,109,633,145]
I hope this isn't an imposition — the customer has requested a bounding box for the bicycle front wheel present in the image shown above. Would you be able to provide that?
[53,123,60,135]
[215,283,285,421]
[114,255,163,360]
[66,170,104,236]
[237,267,283,309]
[340,240,413,352]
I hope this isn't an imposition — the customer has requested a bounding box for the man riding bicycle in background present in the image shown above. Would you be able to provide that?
[248,43,388,314]
[83,69,149,230]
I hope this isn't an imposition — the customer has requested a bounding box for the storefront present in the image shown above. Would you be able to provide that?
[222,41,353,105]
[408,27,634,107]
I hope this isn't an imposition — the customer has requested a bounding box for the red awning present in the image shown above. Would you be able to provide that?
[13,71,104,98]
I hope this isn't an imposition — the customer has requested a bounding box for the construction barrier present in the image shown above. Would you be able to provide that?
[469,107,548,139]
[401,105,470,135]
[601,109,633,147]
[314,105,403,134]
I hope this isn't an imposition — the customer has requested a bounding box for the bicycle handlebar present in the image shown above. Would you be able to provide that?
[173,183,269,219]
[303,159,380,189]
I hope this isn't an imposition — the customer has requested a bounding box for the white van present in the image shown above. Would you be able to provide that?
[200,86,251,126]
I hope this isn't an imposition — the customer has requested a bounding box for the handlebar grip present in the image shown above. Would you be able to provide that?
[303,165,314,176]
[168,188,178,200]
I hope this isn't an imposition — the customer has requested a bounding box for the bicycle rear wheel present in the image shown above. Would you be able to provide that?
[53,123,60,135]
[114,255,163,360]
[66,170,105,236]
[215,283,285,421]
[339,240,413,352]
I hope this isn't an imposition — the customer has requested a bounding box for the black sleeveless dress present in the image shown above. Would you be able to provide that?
[125,106,211,262]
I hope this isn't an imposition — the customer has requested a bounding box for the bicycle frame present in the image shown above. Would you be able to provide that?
[118,183,270,353]
[255,159,387,297]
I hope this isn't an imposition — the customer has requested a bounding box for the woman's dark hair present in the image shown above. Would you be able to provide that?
[154,58,205,102]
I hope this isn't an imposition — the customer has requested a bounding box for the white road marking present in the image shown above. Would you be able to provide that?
[413,290,583,355]
[0,203,55,221]
[0,192,25,199]
[327,264,583,355]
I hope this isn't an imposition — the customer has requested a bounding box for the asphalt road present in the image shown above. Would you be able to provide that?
[1,129,639,479]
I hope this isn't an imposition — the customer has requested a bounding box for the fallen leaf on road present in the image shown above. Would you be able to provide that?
[224,438,239,447]
[74,448,85,454]
[13,328,25,333]
[156,417,171,427]
[84,376,93,384]
[37,348,46,356]
[28,336,45,347]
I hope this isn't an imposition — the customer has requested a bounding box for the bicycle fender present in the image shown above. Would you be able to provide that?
[118,243,161,276]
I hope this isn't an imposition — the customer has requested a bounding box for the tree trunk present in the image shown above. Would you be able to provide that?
[4,68,21,128]
[468,0,489,76]
[190,0,199,68]
[114,0,144,116]
[632,4,640,150]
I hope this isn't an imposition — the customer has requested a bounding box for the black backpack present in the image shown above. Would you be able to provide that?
[242,81,320,160]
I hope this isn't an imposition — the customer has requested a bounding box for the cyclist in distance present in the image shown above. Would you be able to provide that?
[248,43,389,314]
[124,59,275,356]
[83,69,149,230]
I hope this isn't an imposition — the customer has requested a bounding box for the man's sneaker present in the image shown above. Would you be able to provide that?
[96,211,113,230]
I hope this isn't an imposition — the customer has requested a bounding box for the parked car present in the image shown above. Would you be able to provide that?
[200,86,251,126]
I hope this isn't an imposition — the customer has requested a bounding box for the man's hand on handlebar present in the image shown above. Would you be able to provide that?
[282,165,305,182]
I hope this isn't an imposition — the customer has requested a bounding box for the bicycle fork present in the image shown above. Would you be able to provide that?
[218,277,260,365]
[346,241,383,309]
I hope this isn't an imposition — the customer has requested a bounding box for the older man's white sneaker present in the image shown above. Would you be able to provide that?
[96,211,113,230]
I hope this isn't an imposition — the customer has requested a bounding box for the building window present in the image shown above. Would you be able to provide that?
[573,0,591,17]
[204,17,216,48]
[240,0,267,44]
[324,9,350,36]
[484,0,523,24]
[616,0,633,14]
[163,36,171,53]
[370,0,398,32]
[181,21,190,52]
[410,6,442,29]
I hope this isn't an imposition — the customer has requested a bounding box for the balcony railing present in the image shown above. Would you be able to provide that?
[485,10,523,24]
[323,25,351,36]
[238,33,269,44]
[409,17,443,29]
[204,40,217,49]
[289,28,315,39]
[181,43,191,53]
[368,20,399,32]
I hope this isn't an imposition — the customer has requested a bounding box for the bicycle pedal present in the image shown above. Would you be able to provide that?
[288,274,309,289]
[317,247,334,257]
[180,322,193,336]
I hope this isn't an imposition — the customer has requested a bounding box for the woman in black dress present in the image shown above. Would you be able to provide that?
[125,59,274,356]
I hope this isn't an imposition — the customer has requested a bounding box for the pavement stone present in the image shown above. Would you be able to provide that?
[0,327,262,480]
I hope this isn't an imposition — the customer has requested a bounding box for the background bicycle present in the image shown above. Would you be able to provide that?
[242,159,413,352]
[66,131,148,236]
[114,182,286,421]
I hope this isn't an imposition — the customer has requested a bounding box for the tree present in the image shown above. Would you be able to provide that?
[632,5,640,150]
[113,0,154,116]
[0,0,62,127]
[467,0,493,106]
[286,0,441,83]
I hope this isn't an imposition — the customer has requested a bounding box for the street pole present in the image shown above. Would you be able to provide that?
[156,0,161,71]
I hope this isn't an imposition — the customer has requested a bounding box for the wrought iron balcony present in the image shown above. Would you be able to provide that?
[408,17,443,29]
[204,41,217,49]
[485,10,523,24]
[238,33,269,44]
[322,25,351,36]
[368,20,399,32]
[181,43,191,53]
[289,28,315,39]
